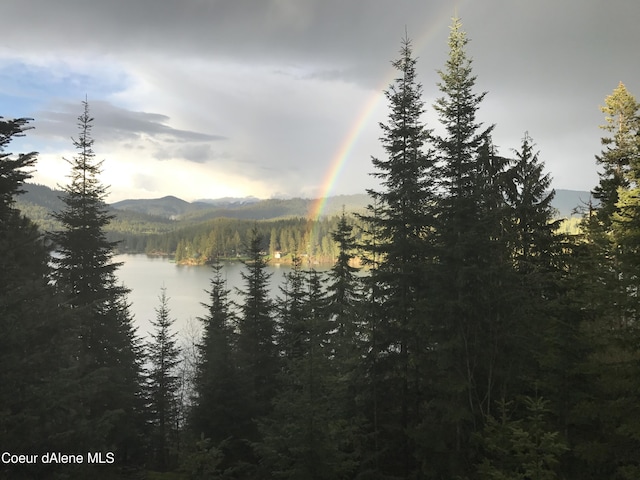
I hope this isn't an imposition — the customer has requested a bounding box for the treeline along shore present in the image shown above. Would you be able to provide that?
[16,182,586,266]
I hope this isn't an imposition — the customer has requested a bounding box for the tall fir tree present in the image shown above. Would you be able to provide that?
[326,211,364,438]
[592,82,640,226]
[575,83,640,479]
[355,197,387,478]
[50,101,144,466]
[506,133,575,398]
[258,269,353,479]
[359,35,438,478]
[605,84,640,313]
[237,227,278,415]
[190,258,245,476]
[421,17,514,477]
[146,287,182,471]
[505,133,560,274]
[276,254,308,362]
[0,118,82,478]
[433,17,493,202]
[326,211,362,348]
[234,227,279,474]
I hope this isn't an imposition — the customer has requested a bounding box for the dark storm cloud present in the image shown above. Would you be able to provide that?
[6,1,638,88]
[5,0,637,96]
[2,0,445,88]
[4,1,639,94]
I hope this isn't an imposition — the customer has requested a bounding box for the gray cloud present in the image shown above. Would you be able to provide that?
[6,1,638,89]
[152,143,221,164]
[4,0,640,199]
[33,100,225,155]
[1,1,450,89]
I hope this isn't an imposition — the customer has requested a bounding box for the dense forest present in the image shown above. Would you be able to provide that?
[14,183,375,263]
[3,17,640,479]
[15,182,585,265]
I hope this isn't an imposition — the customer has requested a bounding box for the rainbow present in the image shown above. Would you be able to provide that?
[306,87,384,222]
[306,6,463,226]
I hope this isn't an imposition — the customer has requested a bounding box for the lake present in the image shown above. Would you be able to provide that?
[114,254,324,340]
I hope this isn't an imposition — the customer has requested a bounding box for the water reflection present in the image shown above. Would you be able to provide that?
[115,254,325,339]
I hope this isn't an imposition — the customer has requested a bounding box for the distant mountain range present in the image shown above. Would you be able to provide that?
[194,196,262,206]
[16,183,592,225]
[110,194,269,220]
[110,193,372,222]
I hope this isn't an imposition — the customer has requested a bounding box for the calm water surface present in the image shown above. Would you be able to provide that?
[114,254,321,339]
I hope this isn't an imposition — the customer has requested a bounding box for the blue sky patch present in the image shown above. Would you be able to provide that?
[0,60,130,118]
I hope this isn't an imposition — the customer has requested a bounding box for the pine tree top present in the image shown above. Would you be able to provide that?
[1,117,37,211]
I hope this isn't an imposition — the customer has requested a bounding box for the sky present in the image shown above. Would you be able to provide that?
[2,0,639,203]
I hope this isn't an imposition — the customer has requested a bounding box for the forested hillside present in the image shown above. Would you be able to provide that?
[14,184,373,260]
[17,182,371,223]
[4,17,640,480]
[14,181,587,262]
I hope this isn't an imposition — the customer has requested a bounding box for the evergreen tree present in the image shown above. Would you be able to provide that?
[327,210,361,345]
[234,227,278,473]
[502,134,583,437]
[50,101,144,465]
[190,258,246,475]
[605,84,640,313]
[420,17,514,477]
[326,212,362,384]
[505,133,560,274]
[259,269,354,479]
[581,83,640,356]
[358,34,438,478]
[575,83,640,479]
[1,117,34,209]
[477,397,567,480]
[355,197,387,478]
[433,17,493,201]
[324,211,365,472]
[237,227,277,412]
[592,82,640,226]
[146,287,181,471]
[276,253,308,361]
[0,117,82,477]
